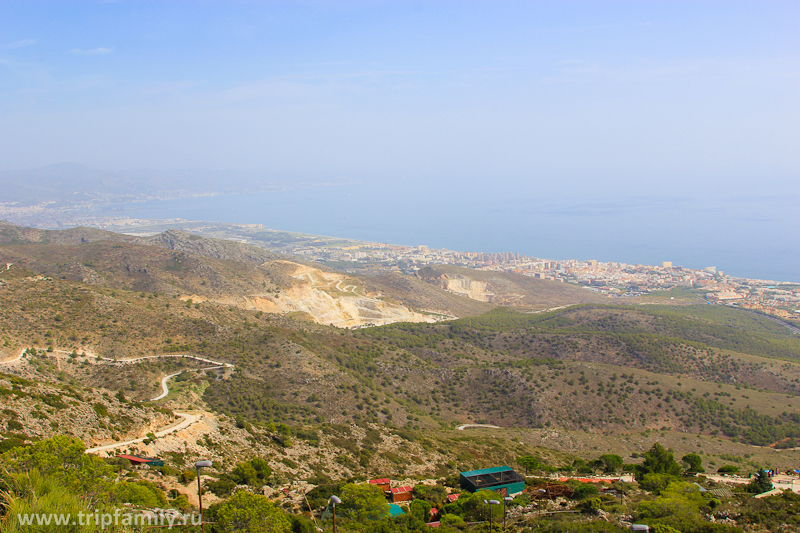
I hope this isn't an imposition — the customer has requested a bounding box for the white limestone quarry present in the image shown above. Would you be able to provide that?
[242,262,448,328]
[441,277,496,302]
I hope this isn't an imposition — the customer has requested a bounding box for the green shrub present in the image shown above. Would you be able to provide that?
[179,470,197,484]
[572,482,599,500]
[639,473,678,494]
[111,479,168,507]
[206,477,237,497]
[577,497,602,514]
[92,402,109,418]
[171,493,191,512]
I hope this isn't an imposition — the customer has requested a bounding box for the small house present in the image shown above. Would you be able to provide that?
[459,466,525,497]
[388,486,413,503]
[116,455,164,468]
[369,478,391,492]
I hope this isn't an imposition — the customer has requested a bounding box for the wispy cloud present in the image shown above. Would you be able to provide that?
[69,47,113,55]
[1,39,36,50]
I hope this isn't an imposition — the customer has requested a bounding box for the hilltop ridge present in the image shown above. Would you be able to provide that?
[0,222,603,327]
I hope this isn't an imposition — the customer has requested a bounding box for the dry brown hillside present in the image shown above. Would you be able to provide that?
[416,264,609,309]
[0,222,606,328]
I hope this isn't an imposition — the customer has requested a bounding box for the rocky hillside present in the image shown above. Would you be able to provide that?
[416,264,608,308]
[145,229,281,265]
[0,222,503,327]
[2,231,800,446]
[4,221,800,480]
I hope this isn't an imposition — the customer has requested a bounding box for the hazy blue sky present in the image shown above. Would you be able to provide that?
[2,1,798,197]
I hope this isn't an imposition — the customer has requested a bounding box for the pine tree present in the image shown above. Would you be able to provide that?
[746,468,773,494]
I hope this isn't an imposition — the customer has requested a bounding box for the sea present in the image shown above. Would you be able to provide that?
[99,181,800,283]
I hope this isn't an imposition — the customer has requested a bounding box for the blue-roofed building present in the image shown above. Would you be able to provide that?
[459,466,525,497]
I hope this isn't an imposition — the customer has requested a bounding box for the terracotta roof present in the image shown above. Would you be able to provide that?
[559,477,617,484]
[116,455,159,463]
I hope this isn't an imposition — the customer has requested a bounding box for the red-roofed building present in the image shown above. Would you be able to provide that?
[447,493,461,503]
[369,478,391,491]
[388,486,414,503]
[116,455,164,467]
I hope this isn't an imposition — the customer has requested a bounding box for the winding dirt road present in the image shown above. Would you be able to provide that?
[86,412,200,454]
[0,347,27,365]
[1,346,233,454]
[150,364,227,401]
[457,424,501,430]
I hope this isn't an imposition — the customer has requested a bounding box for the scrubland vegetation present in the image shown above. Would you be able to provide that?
[4,225,800,531]
[3,436,800,532]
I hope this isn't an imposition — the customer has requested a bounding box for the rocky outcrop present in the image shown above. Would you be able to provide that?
[145,230,279,265]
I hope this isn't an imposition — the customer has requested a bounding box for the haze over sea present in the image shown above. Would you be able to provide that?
[3,4,797,283]
[103,181,800,284]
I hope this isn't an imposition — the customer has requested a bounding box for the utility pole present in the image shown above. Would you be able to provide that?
[195,460,213,533]
[503,496,513,531]
[330,495,342,533]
